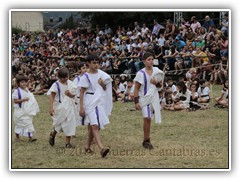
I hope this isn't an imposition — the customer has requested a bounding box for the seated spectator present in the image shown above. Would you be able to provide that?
[123,79,134,102]
[202,15,215,32]
[220,13,229,37]
[190,16,201,33]
[112,77,126,101]
[197,79,211,103]
[194,36,205,50]
[215,80,228,108]
[192,47,209,67]
[171,81,191,111]
[164,19,180,39]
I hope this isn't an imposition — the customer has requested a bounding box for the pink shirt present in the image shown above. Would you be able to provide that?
[190,22,201,33]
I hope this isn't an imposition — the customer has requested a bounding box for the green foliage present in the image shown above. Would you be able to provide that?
[60,15,77,29]
[12,27,24,35]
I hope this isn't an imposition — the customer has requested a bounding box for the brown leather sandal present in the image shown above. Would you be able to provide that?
[100,148,110,158]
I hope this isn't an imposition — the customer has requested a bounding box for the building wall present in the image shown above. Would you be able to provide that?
[12,12,44,32]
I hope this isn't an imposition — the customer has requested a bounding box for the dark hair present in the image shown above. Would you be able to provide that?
[127,79,133,83]
[57,67,69,78]
[86,53,100,62]
[167,76,173,81]
[142,52,153,60]
[79,62,88,69]
[177,81,187,94]
[16,75,28,86]
[199,79,207,86]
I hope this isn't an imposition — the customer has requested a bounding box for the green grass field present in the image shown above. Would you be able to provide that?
[11,85,229,169]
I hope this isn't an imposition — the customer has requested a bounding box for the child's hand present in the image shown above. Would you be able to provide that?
[49,108,54,116]
[150,78,158,85]
[65,90,74,98]
[98,78,104,85]
[98,78,106,90]
[135,103,141,110]
[80,108,85,117]
[24,97,29,101]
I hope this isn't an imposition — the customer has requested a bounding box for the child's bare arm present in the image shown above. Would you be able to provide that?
[98,78,106,91]
[80,88,86,117]
[49,92,56,116]
[14,97,29,104]
[134,81,141,110]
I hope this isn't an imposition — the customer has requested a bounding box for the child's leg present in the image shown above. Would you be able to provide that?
[28,132,37,142]
[49,129,57,146]
[15,133,20,141]
[65,136,75,148]
[91,125,104,150]
[86,125,94,149]
[142,118,154,149]
[91,125,109,158]
[143,118,151,141]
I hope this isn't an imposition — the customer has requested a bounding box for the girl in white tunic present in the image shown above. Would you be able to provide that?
[134,52,164,150]
[79,54,113,158]
[12,75,39,142]
[47,67,77,148]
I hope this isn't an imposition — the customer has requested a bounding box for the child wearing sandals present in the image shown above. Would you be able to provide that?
[12,75,39,142]
[134,52,164,150]
[215,80,228,108]
[79,54,113,158]
[47,67,77,148]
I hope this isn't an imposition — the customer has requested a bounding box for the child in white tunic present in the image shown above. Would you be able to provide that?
[197,79,211,103]
[12,75,39,142]
[215,80,228,108]
[79,54,113,158]
[47,67,77,148]
[134,52,164,150]
[73,63,89,127]
[172,81,191,110]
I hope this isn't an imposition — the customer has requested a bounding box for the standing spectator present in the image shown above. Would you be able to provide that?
[202,15,215,32]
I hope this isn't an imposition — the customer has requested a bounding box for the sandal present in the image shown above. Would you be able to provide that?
[101,148,110,158]
[29,138,37,142]
[142,139,154,150]
[65,143,75,148]
[85,147,94,154]
[49,132,55,146]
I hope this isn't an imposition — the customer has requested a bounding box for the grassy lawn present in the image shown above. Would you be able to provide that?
[11,85,229,169]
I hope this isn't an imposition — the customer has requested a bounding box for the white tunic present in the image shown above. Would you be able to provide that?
[12,88,39,136]
[79,69,113,129]
[134,67,165,123]
[47,80,77,136]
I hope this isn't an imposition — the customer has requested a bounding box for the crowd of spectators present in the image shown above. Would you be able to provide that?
[11,13,229,104]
